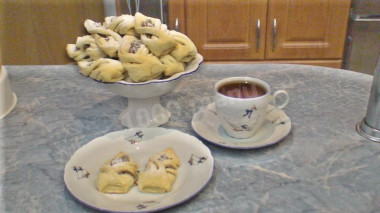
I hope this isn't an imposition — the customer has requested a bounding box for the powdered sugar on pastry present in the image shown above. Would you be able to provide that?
[138,148,181,193]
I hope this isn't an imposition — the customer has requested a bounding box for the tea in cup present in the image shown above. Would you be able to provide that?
[215,77,289,139]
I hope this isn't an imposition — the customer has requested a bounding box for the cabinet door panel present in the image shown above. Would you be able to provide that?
[186,0,267,60]
[0,0,104,65]
[266,0,351,59]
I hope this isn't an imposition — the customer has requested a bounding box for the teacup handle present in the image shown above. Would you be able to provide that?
[271,90,289,110]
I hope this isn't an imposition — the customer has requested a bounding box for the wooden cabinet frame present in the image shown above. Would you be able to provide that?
[266,0,351,59]
[169,0,351,68]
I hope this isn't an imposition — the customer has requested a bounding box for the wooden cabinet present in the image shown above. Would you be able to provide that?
[266,0,351,60]
[185,0,267,60]
[0,0,104,65]
[169,0,351,68]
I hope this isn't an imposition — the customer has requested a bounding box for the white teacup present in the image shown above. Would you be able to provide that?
[215,77,289,139]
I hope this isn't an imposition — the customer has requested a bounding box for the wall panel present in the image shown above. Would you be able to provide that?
[0,0,104,65]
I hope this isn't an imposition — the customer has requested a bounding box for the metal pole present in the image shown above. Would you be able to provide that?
[357,55,380,142]
[160,0,164,23]
[103,0,118,16]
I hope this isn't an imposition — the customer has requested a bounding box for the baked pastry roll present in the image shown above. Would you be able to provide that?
[74,35,108,60]
[134,12,162,33]
[104,15,136,36]
[137,161,174,193]
[149,148,181,169]
[66,44,88,62]
[140,25,177,57]
[138,148,181,193]
[79,36,108,60]
[97,152,138,194]
[84,19,122,57]
[118,35,165,82]
[93,34,120,58]
[78,58,125,82]
[170,31,197,62]
[160,55,185,77]
[67,36,103,61]
[134,12,177,57]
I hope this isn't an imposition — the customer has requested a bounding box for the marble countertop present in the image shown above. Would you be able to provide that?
[1,63,380,213]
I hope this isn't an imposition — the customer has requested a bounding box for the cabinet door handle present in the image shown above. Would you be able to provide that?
[273,18,277,51]
[351,13,380,22]
[256,19,261,51]
[175,18,179,31]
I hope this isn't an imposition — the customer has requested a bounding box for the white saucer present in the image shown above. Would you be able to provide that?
[191,103,291,149]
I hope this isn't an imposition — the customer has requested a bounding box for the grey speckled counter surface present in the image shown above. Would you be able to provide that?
[1,64,379,213]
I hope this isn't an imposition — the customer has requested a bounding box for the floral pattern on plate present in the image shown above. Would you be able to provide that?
[64,128,214,212]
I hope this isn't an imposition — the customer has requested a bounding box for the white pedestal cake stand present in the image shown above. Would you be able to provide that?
[106,80,179,128]
[104,54,203,128]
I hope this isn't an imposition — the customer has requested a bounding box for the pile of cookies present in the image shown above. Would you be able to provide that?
[66,13,198,83]
[96,148,181,194]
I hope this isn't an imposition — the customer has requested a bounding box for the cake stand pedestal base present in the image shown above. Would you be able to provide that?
[119,96,171,128]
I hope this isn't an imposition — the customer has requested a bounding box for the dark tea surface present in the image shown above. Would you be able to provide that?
[218,81,266,98]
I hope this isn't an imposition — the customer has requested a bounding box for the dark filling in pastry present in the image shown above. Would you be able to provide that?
[110,155,130,166]
[118,170,135,177]
[165,165,176,170]
[83,44,90,49]
[141,19,155,27]
[99,34,108,38]
[158,154,171,161]
[129,40,142,54]
[152,161,160,169]
[141,19,155,39]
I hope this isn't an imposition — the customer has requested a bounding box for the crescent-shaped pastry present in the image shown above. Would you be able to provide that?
[137,161,174,193]
[84,19,121,40]
[67,36,107,61]
[140,24,177,57]
[84,19,123,57]
[78,58,125,82]
[134,12,162,34]
[134,13,176,56]
[97,152,138,194]
[149,148,181,170]
[93,34,120,58]
[138,148,181,193]
[160,55,185,77]
[118,35,150,55]
[104,15,136,36]
[76,35,107,60]
[85,42,108,60]
[66,44,89,61]
[169,30,197,63]
[118,35,165,82]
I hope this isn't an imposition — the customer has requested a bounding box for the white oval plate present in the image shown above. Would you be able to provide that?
[192,103,291,149]
[64,128,214,212]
